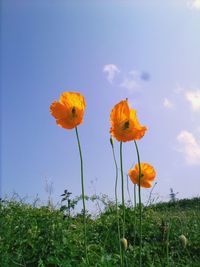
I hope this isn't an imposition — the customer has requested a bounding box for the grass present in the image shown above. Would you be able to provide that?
[0,196,200,267]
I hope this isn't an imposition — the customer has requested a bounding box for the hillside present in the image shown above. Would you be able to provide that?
[0,197,200,266]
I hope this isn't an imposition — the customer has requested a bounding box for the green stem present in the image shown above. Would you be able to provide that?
[166,222,170,267]
[120,142,125,266]
[120,142,125,237]
[134,140,142,267]
[75,127,88,264]
[111,140,123,266]
[133,184,137,248]
[134,184,137,208]
[126,174,132,205]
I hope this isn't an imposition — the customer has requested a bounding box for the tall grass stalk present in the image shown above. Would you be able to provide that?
[110,138,122,266]
[75,127,88,264]
[134,140,142,267]
[166,222,170,267]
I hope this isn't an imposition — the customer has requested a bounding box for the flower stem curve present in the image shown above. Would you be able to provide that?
[110,138,122,266]
[75,126,88,264]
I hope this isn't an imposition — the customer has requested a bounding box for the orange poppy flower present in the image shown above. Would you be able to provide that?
[50,92,86,129]
[110,99,147,142]
[128,163,156,188]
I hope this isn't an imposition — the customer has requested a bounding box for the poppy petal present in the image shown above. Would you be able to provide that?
[110,100,147,142]
[60,92,86,111]
[50,101,68,120]
[110,100,130,126]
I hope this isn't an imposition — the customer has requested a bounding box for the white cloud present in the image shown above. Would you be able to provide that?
[197,126,200,134]
[120,70,141,93]
[103,65,150,93]
[129,70,140,78]
[187,0,200,9]
[103,64,120,84]
[120,78,140,93]
[177,130,200,165]
[185,90,200,111]
[163,98,173,109]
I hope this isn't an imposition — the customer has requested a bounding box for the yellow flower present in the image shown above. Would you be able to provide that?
[110,100,147,142]
[50,92,86,129]
[128,163,156,188]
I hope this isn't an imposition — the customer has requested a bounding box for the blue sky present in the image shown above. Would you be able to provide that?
[1,0,200,207]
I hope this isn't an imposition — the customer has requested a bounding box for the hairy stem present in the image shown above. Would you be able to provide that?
[133,184,137,248]
[110,140,122,266]
[120,142,126,266]
[134,140,142,267]
[75,127,88,264]
[120,142,125,237]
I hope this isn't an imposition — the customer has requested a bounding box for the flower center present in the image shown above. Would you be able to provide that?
[72,107,76,116]
[138,173,144,179]
[123,120,129,130]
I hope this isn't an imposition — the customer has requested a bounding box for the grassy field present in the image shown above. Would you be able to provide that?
[0,196,200,267]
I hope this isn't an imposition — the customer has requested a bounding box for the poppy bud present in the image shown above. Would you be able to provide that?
[110,136,114,148]
[121,237,128,251]
[70,224,77,230]
[179,234,187,248]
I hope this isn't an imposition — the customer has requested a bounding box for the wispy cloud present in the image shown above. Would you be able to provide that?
[185,89,200,111]
[187,0,200,9]
[177,130,200,165]
[103,64,120,84]
[103,64,150,94]
[163,98,173,109]
[174,85,200,111]
[120,70,140,93]
[197,126,200,134]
